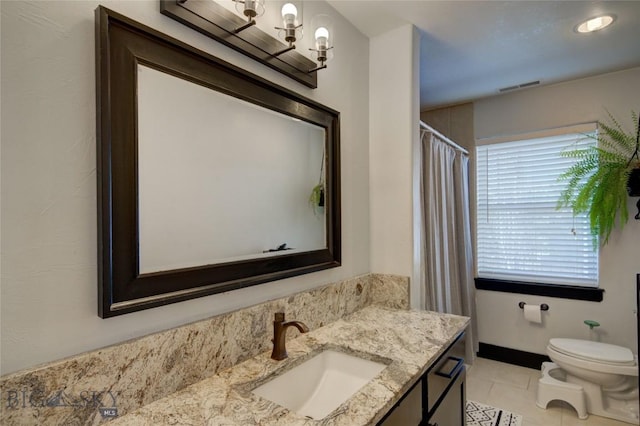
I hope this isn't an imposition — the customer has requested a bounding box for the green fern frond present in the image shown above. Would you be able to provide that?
[556,110,638,247]
[599,122,634,154]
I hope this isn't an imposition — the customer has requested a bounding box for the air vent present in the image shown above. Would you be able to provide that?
[499,80,541,93]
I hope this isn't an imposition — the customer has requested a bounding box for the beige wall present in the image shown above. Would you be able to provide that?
[473,67,640,354]
[420,103,475,152]
[0,0,370,375]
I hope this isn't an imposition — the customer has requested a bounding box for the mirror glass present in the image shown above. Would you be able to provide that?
[137,65,326,273]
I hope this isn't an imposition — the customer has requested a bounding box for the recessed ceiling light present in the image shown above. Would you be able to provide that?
[575,15,615,33]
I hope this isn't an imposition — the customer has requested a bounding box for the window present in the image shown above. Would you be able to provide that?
[476,126,598,288]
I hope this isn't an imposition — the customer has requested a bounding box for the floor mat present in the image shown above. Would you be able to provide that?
[466,400,523,426]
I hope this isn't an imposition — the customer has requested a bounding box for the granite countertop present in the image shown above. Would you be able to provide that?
[109,306,469,425]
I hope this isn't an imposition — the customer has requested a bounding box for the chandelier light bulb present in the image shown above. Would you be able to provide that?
[282,3,297,25]
[315,26,329,46]
[277,2,302,45]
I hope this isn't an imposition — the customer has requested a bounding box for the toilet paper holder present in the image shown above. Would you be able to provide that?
[519,301,549,311]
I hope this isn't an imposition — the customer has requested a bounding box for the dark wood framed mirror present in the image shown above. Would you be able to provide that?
[96,6,341,318]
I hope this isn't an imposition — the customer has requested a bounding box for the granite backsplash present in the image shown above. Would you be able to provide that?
[0,273,409,425]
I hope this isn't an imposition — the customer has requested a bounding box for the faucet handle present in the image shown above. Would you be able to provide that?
[274,312,285,322]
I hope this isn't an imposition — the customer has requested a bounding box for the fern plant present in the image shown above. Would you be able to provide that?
[309,149,326,216]
[557,111,640,246]
[309,182,324,208]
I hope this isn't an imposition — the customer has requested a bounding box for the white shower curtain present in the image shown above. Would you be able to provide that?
[421,129,478,363]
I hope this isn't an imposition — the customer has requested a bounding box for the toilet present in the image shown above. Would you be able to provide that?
[536,338,639,424]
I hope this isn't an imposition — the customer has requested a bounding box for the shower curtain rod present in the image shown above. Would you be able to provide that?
[420,120,469,155]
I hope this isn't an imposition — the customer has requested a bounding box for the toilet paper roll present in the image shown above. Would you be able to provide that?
[524,304,542,324]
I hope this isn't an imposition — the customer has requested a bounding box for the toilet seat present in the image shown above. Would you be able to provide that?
[547,345,639,377]
[549,338,635,366]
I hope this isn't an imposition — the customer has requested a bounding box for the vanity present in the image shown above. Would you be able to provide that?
[381,332,466,426]
[107,305,469,425]
[0,274,467,425]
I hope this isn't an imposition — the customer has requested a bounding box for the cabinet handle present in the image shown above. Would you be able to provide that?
[435,356,464,379]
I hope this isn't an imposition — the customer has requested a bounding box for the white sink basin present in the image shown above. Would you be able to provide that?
[253,350,387,420]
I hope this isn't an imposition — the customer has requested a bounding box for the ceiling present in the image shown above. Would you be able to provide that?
[327,1,640,110]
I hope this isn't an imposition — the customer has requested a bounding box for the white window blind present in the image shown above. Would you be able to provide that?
[476,129,598,287]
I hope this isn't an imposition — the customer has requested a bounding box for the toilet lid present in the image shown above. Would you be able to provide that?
[549,338,635,365]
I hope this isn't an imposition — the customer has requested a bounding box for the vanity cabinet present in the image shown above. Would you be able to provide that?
[379,332,466,426]
[425,354,466,425]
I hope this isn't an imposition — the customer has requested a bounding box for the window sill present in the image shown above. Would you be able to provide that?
[475,278,604,302]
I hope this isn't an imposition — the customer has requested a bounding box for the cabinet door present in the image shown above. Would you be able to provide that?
[427,369,465,426]
[381,386,422,426]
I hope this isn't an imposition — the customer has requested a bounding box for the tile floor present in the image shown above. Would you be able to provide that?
[466,357,632,426]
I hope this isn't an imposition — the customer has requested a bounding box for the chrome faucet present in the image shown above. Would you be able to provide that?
[271,312,309,360]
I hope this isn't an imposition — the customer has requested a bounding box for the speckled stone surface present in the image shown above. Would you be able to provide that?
[0,274,409,425]
[108,306,469,425]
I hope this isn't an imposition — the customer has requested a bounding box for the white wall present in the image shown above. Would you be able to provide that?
[474,67,640,354]
[369,24,421,308]
[0,0,370,374]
